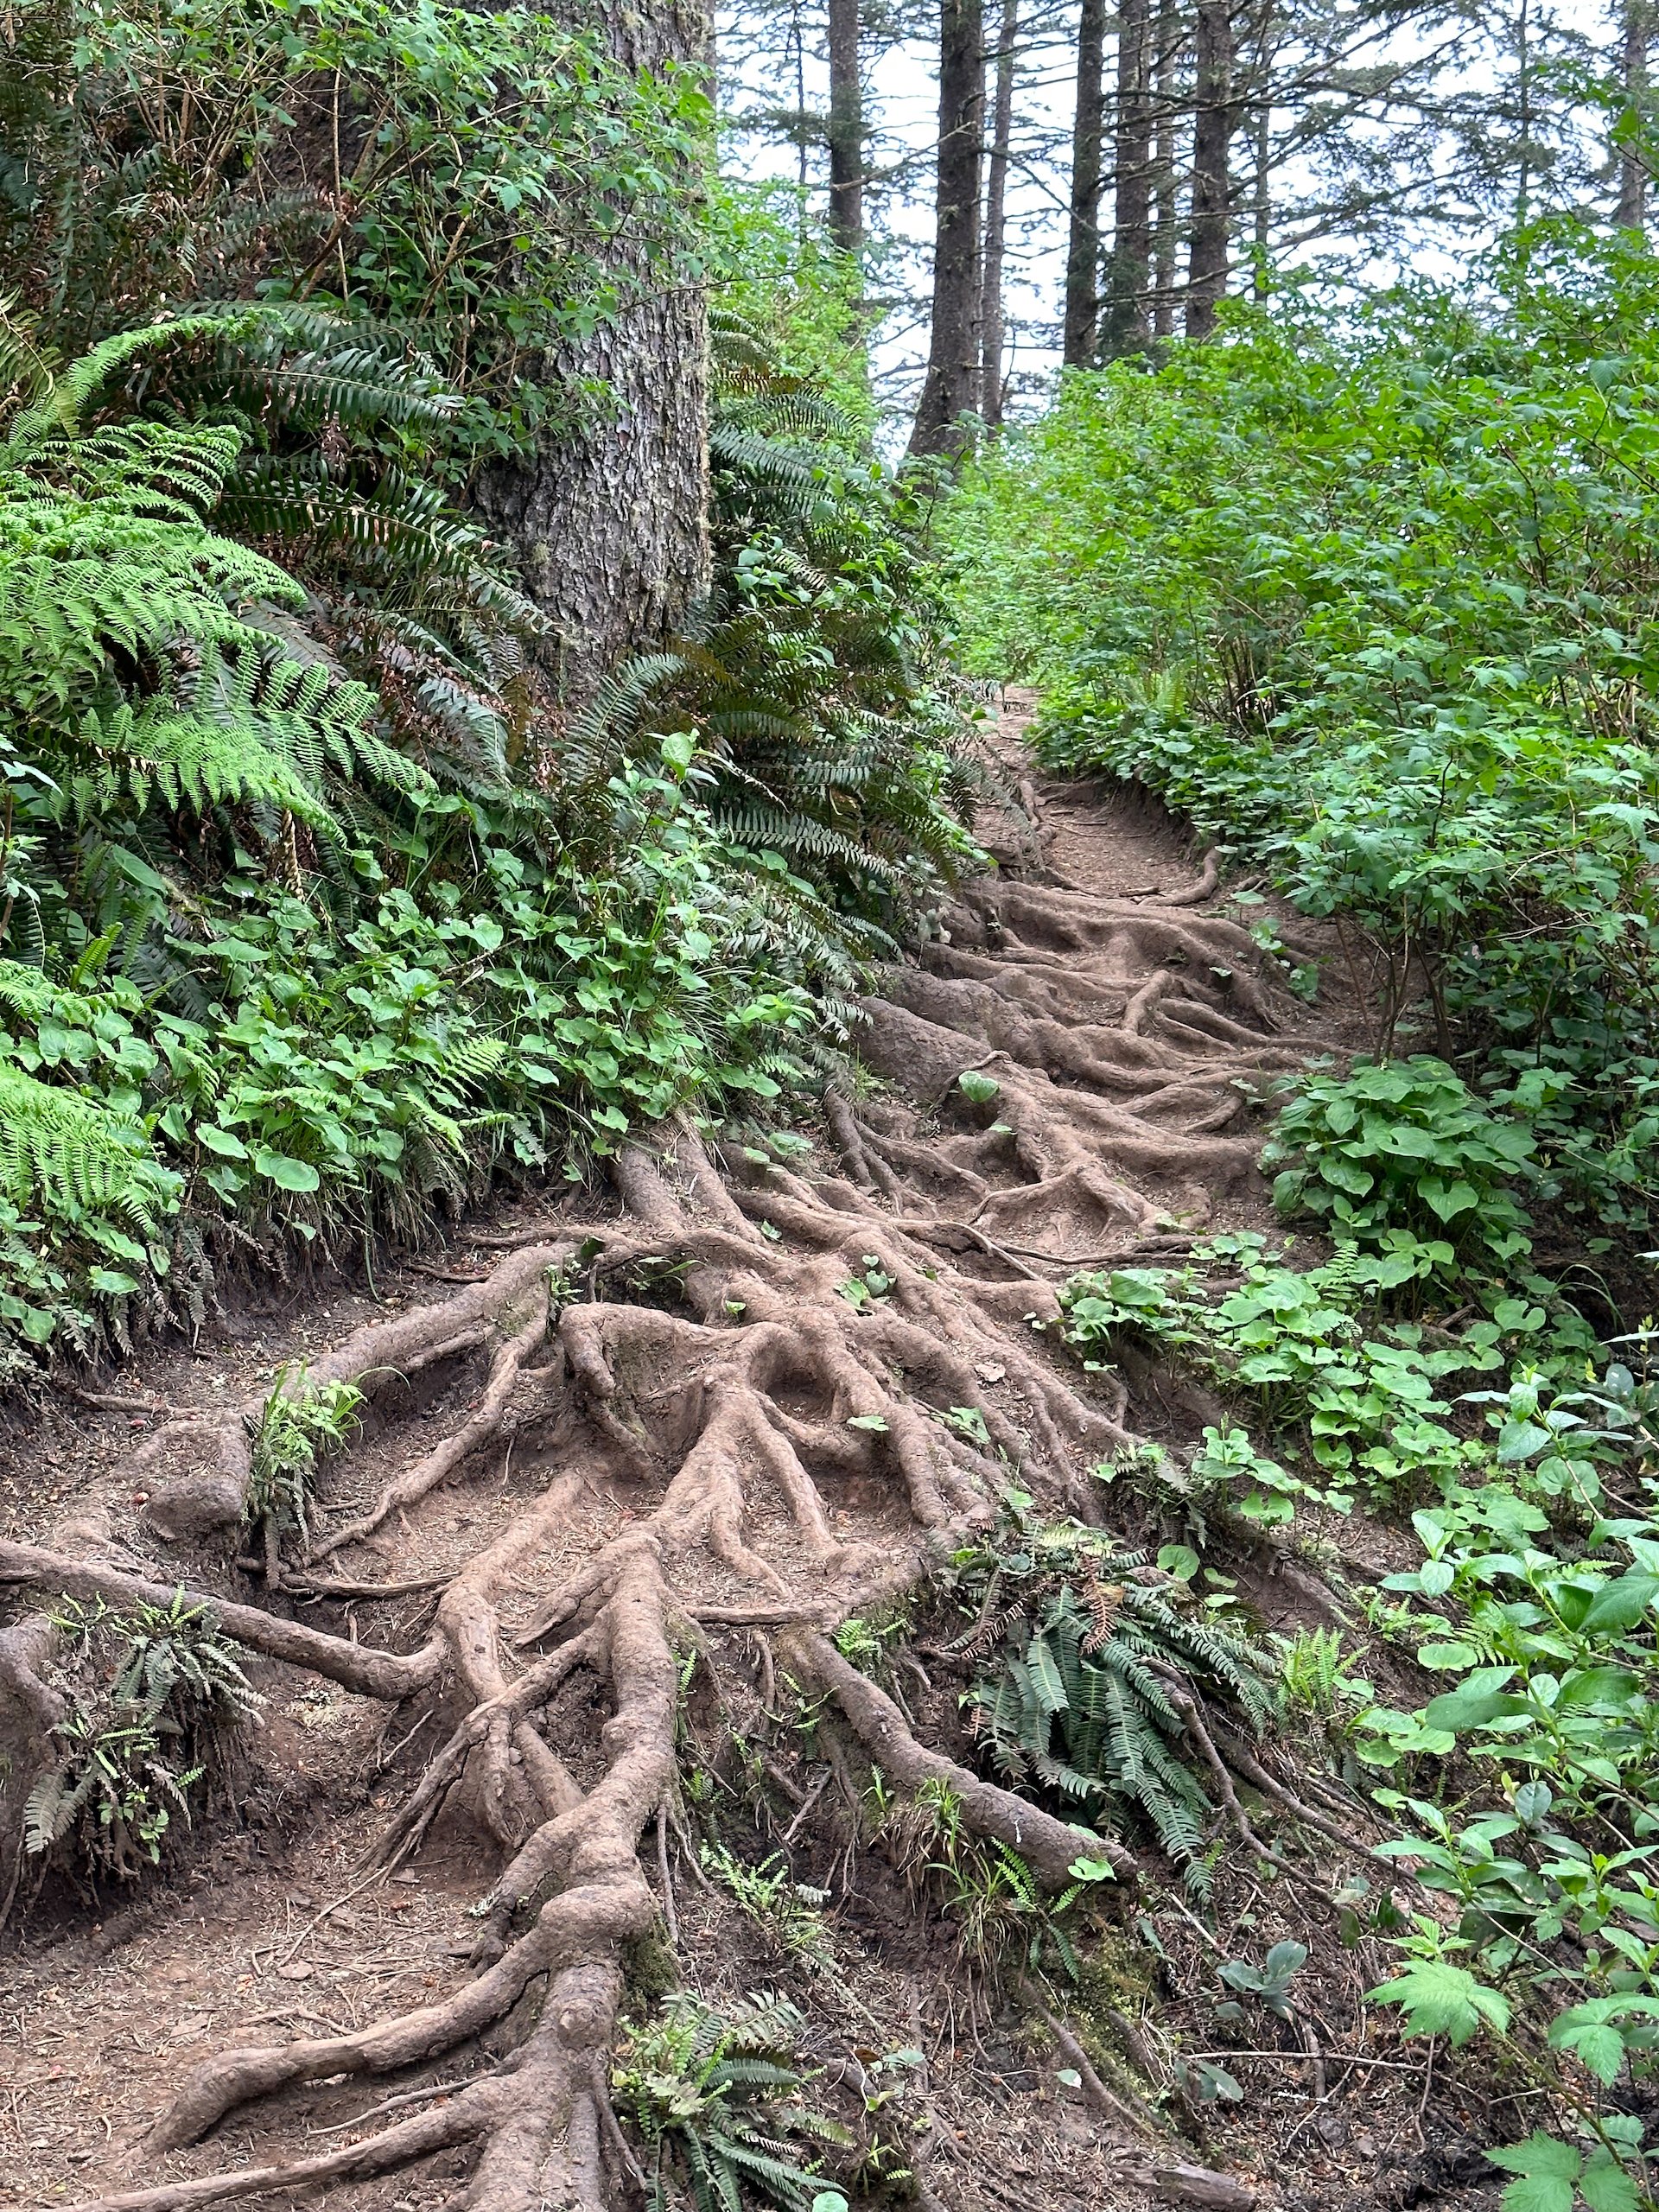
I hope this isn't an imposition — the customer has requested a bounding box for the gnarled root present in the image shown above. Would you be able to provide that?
[16,737,1338,2211]
[787,1629,1138,1885]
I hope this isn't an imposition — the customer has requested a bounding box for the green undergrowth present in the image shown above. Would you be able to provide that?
[948,226,1659,1241]
[947,231,1659,2202]
[940,1491,1274,1883]
[1050,1043,1659,2201]
[0,0,973,1379]
[610,1989,852,2212]
[22,1591,260,1885]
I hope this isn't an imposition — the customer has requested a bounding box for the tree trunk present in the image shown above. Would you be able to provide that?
[1250,89,1270,289]
[474,0,712,710]
[980,0,1018,423]
[1062,0,1108,367]
[792,0,809,195]
[910,0,986,455]
[1152,0,1181,338]
[827,0,864,252]
[1618,0,1653,231]
[1103,0,1153,357]
[1185,0,1235,339]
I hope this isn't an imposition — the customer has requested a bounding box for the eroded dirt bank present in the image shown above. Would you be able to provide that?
[0,697,1463,2212]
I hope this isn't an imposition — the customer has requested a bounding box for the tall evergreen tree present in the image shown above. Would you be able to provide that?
[981,0,1020,421]
[1152,0,1185,336]
[1063,0,1108,365]
[1185,0,1236,336]
[911,0,987,451]
[1104,0,1154,354]
[1618,0,1654,229]
[827,0,865,250]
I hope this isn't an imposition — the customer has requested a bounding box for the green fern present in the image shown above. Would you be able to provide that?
[26,1590,261,1880]
[0,1061,175,1230]
[612,1990,852,2212]
[951,1506,1274,1874]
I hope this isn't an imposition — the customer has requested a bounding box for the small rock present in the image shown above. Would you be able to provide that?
[145,1471,245,1541]
[1153,2163,1256,2212]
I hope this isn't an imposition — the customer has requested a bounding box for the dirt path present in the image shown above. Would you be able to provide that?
[0,695,1369,2212]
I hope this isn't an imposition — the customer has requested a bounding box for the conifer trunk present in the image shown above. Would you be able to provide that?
[980,0,1018,423]
[1619,0,1653,231]
[910,0,986,454]
[1185,0,1236,339]
[1103,0,1153,356]
[474,0,712,709]
[1062,0,1107,367]
[1152,0,1180,339]
[828,0,864,251]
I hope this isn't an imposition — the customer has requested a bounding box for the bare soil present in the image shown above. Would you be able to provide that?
[0,695,1500,2212]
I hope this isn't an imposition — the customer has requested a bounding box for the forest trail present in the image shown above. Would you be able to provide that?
[0,694,1375,2212]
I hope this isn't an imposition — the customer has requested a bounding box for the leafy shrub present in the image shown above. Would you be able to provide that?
[24,1592,260,1879]
[1057,1235,1573,1507]
[1262,1059,1536,1269]
[611,1990,851,2212]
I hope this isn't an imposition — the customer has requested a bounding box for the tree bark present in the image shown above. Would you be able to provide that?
[910,0,986,455]
[1618,0,1653,231]
[1103,0,1154,356]
[980,0,1018,422]
[1152,0,1182,338]
[1062,0,1108,367]
[827,0,864,252]
[1250,90,1270,288]
[1185,0,1236,340]
[474,0,712,709]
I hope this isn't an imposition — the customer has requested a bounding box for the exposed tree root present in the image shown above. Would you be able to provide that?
[787,1630,1137,1884]
[0,736,1351,2211]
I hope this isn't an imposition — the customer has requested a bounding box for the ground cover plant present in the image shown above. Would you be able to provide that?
[947,219,1659,2212]
[0,0,976,1380]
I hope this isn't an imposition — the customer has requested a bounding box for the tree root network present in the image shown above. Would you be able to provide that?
[0,753,1342,2212]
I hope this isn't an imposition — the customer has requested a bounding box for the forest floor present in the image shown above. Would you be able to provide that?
[0,693,1503,2212]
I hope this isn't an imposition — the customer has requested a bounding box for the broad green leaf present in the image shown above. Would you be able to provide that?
[254,1148,321,1192]
[197,1124,251,1160]
[1489,2137,1580,2212]
[1369,1961,1510,2046]
[1580,2151,1641,2212]
[1579,1573,1659,1635]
